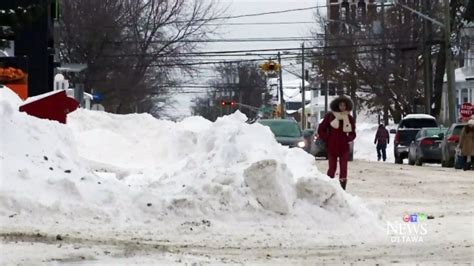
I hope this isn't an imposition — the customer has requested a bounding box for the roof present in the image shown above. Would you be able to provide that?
[283,79,309,88]
[444,66,474,82]
[283,88,311,102]
[23,90,65,104]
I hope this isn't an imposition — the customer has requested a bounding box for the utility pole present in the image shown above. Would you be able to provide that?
[422,0,433,115]
[444,0,456,124]
[277,52,285,118]
[301,42,306,130]
[381,0,389,126]
[323,24,328,115]
[325,79,328,114]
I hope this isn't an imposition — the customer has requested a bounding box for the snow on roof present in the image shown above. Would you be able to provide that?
[283,79,309,88]
[283,88,311,102]
[403,114,436,120]
[23,90,65,105]
[444,66,474,82]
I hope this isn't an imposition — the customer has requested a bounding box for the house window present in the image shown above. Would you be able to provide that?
[465,49,474,67]
[461,88,469,103]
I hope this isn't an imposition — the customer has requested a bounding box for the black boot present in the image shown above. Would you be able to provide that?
[340,180,347,190]
[463,162,472,171]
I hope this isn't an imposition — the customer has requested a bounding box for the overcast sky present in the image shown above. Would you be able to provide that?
[170,0,326,119]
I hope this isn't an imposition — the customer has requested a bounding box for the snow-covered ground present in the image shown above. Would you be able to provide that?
[0,88,393,264]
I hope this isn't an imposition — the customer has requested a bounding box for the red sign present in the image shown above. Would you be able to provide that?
[460,102,473,118]
[19,90,79,124]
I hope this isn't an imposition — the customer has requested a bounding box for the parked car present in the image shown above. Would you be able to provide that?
[258,119,306,148]
[441,123,467,168]
[391,114,438,164]
[308,131,354,161]
[407,127,447,166]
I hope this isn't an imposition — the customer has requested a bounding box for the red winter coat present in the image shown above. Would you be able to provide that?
[318,112,356,156]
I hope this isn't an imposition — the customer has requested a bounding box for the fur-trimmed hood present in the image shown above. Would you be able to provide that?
[330,95,354,112]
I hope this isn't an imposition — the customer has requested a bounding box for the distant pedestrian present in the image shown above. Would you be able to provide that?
[459,118,474,170]
[318,96,356,190]
[374,124,390,162]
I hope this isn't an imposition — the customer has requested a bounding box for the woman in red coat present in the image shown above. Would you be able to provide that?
[317,96,356,190]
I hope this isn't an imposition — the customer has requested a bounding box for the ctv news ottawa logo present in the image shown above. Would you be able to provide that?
[387,213,428,243]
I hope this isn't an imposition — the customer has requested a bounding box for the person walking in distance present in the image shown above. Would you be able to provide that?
[317,96,356,190]
[459,118,474,170]
[374,124,390,161]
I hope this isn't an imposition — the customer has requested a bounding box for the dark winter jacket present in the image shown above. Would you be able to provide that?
[374,125,390,145]
[318,96,356,156]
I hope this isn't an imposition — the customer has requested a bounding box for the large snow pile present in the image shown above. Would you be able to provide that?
[1,88,382,238]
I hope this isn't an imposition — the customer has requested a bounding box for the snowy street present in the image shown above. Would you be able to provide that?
[1,88,473,264]
[2,0,474,264]
[1,159,472,264]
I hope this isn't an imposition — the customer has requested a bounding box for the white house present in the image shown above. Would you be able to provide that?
[281,79,311,115]
[308,81,340,129]
[441,24,474,122]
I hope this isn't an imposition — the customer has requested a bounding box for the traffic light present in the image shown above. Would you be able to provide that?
[259,60,280,73]
[272,104,282,118]
[220,100,236,107]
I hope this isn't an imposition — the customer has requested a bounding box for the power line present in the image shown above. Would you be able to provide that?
[207,3,395,21]
[110,35,410,44]
[206,21,316,26]
[180,5,326,22]
[73,5,327,29]
[99,41,414,58]
[108,41,399,55]
[115,48,398,68]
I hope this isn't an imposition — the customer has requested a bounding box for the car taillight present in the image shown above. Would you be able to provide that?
[394,132,400,144]
[421,139,434,146]
[447,135,459,143]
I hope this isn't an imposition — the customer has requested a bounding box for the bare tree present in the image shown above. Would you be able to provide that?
[312,1,471,123]
[311,2,435,123]
[60,0,224,116]
[192,62,271,121]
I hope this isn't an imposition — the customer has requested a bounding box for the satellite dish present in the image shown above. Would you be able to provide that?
[55,74,65,82]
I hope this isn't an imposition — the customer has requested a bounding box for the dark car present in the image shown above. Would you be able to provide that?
[441,123,467,168]
[391,114,438,164]
[258,119,306,148]
[407,127,446,166]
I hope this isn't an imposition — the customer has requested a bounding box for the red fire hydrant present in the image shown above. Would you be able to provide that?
[19,90,79,124]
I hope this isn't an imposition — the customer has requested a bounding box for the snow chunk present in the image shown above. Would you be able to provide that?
[244,160,296,214]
